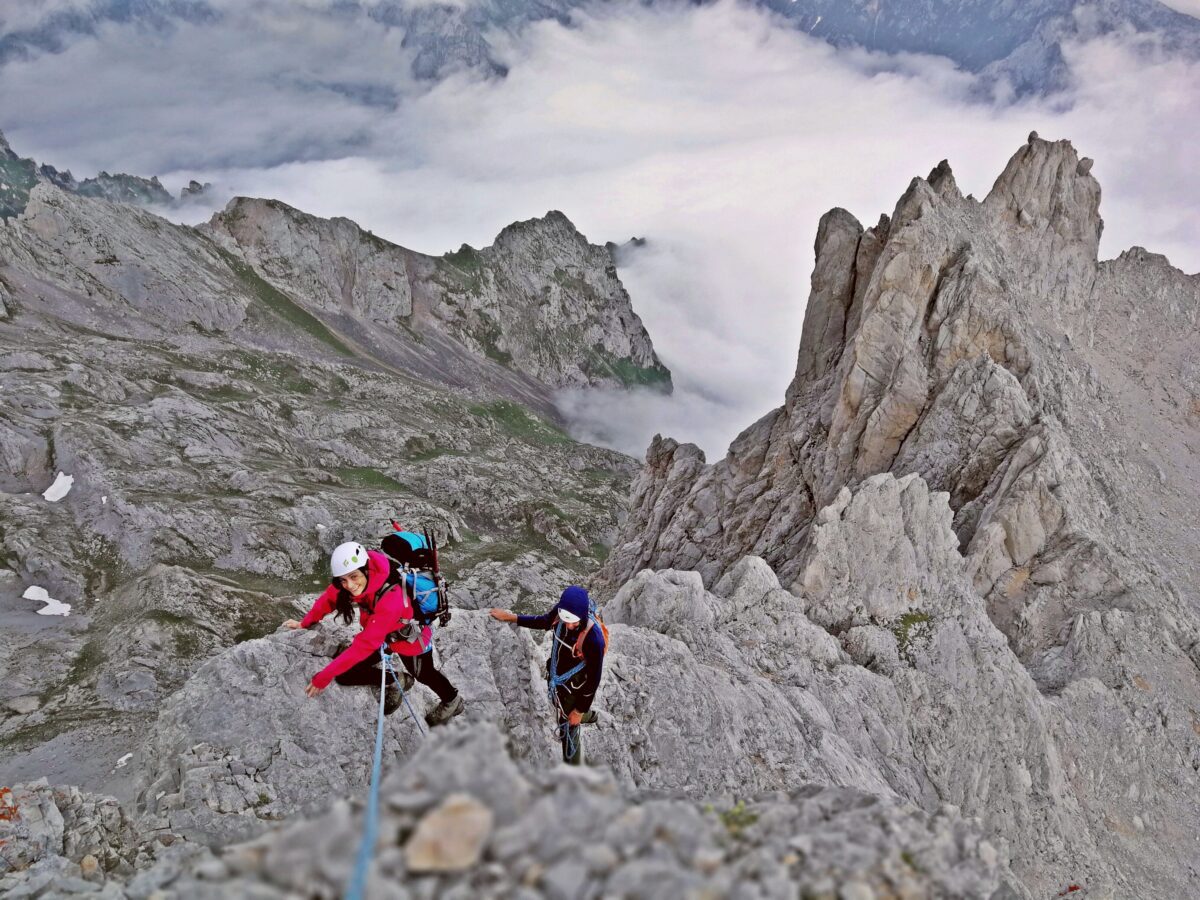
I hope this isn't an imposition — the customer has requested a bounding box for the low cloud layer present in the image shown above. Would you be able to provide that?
[2,1,1197,460]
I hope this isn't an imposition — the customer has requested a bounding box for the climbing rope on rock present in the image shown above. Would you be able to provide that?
[345,645,425,900]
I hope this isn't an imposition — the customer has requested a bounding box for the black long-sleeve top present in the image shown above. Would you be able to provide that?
[516,604,606,713]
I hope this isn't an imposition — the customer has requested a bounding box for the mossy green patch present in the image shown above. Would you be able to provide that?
[468,400,573,446]
[0,154,40,218]
[716,800,758,838]
[585,347,672,391]
[892,611,932,658]
[335,466,409,493]
[220,251,354,358]
[444,244,483,273]
[64,639,107,687]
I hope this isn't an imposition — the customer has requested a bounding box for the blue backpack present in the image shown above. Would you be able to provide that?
[380,526,450,627]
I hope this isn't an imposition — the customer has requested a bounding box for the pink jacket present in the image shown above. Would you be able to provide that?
[301,550,432,689]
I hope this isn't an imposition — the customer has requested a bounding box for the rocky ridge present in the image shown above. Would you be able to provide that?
[599,134,1200,894]
[3,725,1014,900]
[205,198,670,395]
[0,131,175,221]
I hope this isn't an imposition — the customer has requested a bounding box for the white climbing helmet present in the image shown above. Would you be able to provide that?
[331,541,368,578]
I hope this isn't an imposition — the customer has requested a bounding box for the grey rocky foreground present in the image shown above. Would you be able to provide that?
[2,725,1016,900]
[0,474,1090,897]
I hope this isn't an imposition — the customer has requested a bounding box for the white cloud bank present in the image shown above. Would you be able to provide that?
[1,2,1197,459]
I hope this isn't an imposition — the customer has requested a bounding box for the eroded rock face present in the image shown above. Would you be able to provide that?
[0,779,144,879]
[599,135,1200,896]
[206,199,671,393]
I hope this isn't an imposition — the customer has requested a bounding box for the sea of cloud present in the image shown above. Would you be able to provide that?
[1,1,1197,457]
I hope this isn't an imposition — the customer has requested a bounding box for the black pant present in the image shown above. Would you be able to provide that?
[554,687,584,765]
[335,649,458,704]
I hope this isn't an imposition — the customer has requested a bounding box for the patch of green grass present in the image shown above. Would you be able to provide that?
[589,542,611,563]
[193,384,255,403]
[901,850,924,873]
[892,611,932,658]
[444,244,483,273]
[405,446,464,463]
[469,400,574,446]
[0,155,40,218]
[335,466,409,492]
[716,800,758,838]
[223,351,318,395]
[585,347,672,391]
[173,628,205,657]
[65,639,107,686]
[476,318,513,366]
[220,252,354,358]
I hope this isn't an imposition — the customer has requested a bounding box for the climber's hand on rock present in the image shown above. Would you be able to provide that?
[305,683,324,698]
[283,619,302,630]
[490,608,517,623]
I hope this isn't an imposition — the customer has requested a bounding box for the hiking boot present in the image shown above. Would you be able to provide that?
[425,694,464,727]
[580,710,599,725]
[392,669,415,693]
[382,683,403,716]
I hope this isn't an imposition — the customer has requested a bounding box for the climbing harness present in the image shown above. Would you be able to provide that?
[345,646,425,900]
[548,621,588,762]
[547,621,586,708]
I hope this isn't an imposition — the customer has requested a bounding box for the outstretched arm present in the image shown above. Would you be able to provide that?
[309,586,409,690]
[290,584,339,630]
[489,606,559,630]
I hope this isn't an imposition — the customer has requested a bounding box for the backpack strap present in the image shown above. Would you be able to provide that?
[572,599,608,658]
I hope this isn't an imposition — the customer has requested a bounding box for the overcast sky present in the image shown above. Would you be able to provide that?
[1,1,1197,457]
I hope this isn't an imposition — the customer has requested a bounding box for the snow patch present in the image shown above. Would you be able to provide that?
[22,585,72,616]
[115,753,133,769]
[42,472,74,502]
[101,495,108,505]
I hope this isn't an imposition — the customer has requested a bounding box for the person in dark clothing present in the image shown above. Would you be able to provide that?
[489,585,605,765]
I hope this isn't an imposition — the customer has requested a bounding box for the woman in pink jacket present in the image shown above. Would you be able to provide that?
[283,541,464,726]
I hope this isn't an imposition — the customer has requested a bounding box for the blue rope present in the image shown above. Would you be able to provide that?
[548,622,589,763]
[345,646,425,900]
[383,651,425,735]
[559,720,578,762]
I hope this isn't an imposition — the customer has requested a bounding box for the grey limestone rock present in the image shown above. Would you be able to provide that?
[599,135,1200,896]
[40,724,1015,899]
